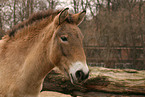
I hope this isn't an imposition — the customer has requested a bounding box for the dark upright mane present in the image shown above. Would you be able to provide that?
[7,9,61,37]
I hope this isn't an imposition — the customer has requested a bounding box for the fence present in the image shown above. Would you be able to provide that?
[84,46,144,70]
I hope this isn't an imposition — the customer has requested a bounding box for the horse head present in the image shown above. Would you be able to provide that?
[49,8,89,84]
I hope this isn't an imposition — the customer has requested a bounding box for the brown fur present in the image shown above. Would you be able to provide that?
[7,9,61,37]
[0,8,87,97]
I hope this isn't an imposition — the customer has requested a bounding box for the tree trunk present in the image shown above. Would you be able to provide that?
[128,1,137,68]
[13,0,16,25]
[0,4,2,29]
[81,0,87,10]
[30,0,33,14]
[42,67,145,96]
[107,0,111,12]
[26,0,30,19]
[73,0,77,13]
[88,2,94,17]
[138,0,145,67]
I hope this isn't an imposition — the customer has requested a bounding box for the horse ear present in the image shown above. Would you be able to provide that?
[54,8,69,25]
[72,10,86,26]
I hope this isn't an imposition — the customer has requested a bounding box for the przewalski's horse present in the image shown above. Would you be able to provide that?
[0,8,89,97]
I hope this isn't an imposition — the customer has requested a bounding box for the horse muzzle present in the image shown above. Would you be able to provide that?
[69,62,89,84]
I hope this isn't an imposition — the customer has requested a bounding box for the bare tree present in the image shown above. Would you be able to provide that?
[30,0,34,14]
[72,0,80,13]
[18,0,26,22]
[26,0,30,19]
[13,0,16,25]
[0,1,4,38]
[138,0,145,66]
[0,4,2,29]
[46,0,58,9]
[81,0,88,10]
[107,0,111,12]
[87,0,95,16]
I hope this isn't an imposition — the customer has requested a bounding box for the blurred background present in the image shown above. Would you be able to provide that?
[0,0,145,70]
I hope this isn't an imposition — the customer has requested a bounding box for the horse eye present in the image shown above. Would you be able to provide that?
[61,36,68,42]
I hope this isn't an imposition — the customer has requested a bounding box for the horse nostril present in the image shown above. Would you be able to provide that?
[75,70,89,81]
[76,70,84,81]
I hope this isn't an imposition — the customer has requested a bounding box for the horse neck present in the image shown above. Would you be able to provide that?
[19,42,54,93]
[18,23,55,89]
[3,20,55,94]
[22,39,54,79]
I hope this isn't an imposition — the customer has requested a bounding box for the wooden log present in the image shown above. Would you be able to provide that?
[42,67,145,96]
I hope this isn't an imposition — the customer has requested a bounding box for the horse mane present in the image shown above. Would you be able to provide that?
[7,9,61,37]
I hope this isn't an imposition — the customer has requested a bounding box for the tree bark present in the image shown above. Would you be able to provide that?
[88,2,94,17]
[107,0,111,12]
[81,0,87,10]
[42,67,145,96]
[73,0,77,13]
[138,0,145,67]
[0,4,2,29]
[13,0,16,25]
[26,0,30,19]
[30,0,33,14]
